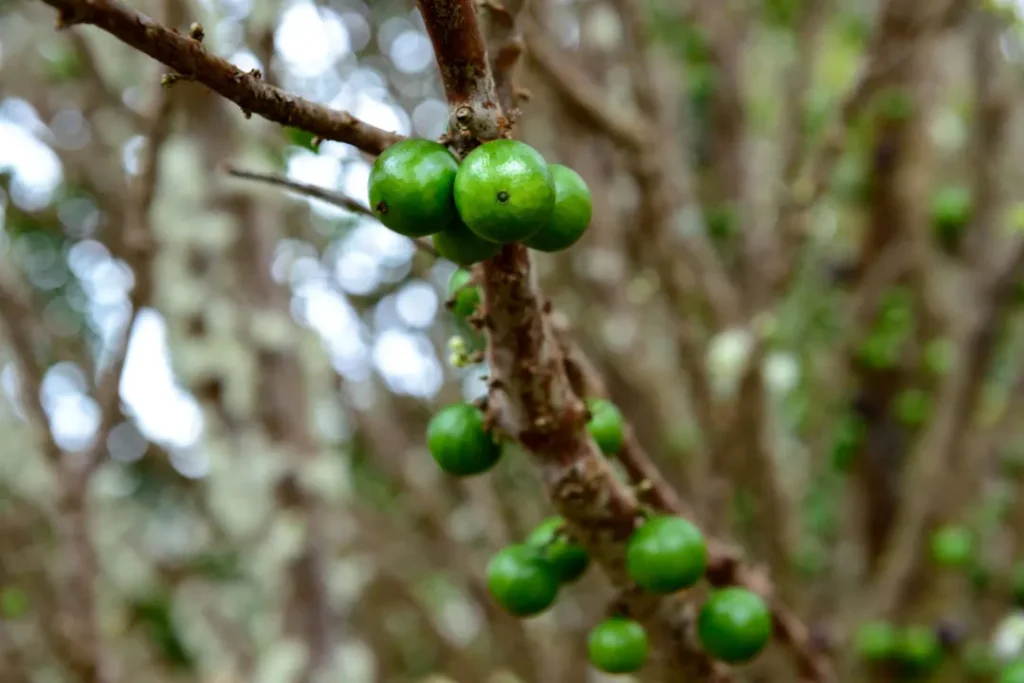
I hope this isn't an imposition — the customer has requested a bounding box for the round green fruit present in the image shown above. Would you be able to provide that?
[697,587,772,664]
[587,617,649,674]
[1001,661,1024,683]
[426,403,502,476]
[929,524,973,569]
[368,139,459,238]
[626,516,707,594]
[526,516,590,584]
[447,269,480,318]
[433,219,501,266]
[897,625,942,674]
[453,139,555,243]
[854,620,898,662]
[586,398,625,456]
[522,164,592,252]
[486,545,560,617]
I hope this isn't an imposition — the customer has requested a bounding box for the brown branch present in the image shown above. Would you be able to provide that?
[965,9,1013,268]
[36,0,403,155]
[414,2,728,676]
[417,0,503,142]
[222,165,440,257]
[480,245,727,680]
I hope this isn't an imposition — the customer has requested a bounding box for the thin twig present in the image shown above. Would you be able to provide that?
[222,165,439,257]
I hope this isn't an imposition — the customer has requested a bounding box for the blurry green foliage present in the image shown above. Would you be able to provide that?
[762,0,802,30]
[704,203,738,243]
[857,287,914,370]
[870,88,915,124]
[892,388,933,428]
[41,45,83,83]
[129,593,194,669]
[930,185,973,253]
[0,586,30,619]
[830,412,865,472]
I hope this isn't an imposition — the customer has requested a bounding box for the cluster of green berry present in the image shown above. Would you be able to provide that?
[849,523,1024,680]
[481,509,772,673]
[427,275,773,673]
[368,138,593,265]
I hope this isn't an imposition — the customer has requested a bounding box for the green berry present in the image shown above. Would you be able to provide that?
[368,139,459,238]
[453,139,555,243]
[587,617,649,674]
[447,269,481,318]
[486,545,560,617]
[929,524,973,569]
[1001,660,1024,683]
[626,516,707,594]
[930,185,972,250]
[897,625,942,675]
[697,587,772,664]
[433,218,501,266]
[526,516,590,584]
[586,398,625,456]
[854,620,898,662]
[522,164,592,252]
[426,403,502,476]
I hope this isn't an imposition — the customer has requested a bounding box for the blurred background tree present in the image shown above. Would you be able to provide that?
[4,0,1024,681]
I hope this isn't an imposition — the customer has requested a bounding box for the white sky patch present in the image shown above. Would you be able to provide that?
[119,310,204,449]
[372,330,442,398]
[49,393,101,451]
[285,149,347,217]
[298,280,362,347]
[229,49,264,74]
[0,119,63,211]
[343,159,371,205]
[349,92,409,136]
[389,30,434,74]
[275,1,350,77]
[395,281,438,329]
